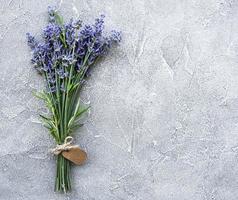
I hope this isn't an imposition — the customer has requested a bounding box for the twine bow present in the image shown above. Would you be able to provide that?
[51,136,78,155]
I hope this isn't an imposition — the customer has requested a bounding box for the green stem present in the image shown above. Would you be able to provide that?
[55,154,71,192]
[44,72,60,142]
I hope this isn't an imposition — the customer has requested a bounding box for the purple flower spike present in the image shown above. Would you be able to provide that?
[48,6,57,23]
[110,30,122,43]
[26,33,38,50]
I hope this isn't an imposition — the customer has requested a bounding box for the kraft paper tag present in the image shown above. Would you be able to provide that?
[62,147,87,165]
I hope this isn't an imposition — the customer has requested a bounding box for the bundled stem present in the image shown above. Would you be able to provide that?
[56,155,71,192]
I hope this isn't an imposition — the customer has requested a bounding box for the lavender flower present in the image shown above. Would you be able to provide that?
[26,33,38,50]
[43,23,61,41]
[48,6,56,23]
[26,7,121,193]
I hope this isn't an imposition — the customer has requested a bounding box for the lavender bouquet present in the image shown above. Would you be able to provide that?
[27,7,121,192]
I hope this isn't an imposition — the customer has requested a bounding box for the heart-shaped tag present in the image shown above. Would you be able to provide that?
[62,147,87,165]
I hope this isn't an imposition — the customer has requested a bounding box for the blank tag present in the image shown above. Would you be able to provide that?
[62,147,87,165]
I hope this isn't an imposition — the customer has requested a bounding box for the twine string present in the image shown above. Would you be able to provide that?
[51,136,78,155]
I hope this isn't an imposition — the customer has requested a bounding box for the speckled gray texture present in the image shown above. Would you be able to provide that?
[1,0,238,199]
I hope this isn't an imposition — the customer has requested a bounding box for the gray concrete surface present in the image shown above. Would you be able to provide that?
[1,0,238,199]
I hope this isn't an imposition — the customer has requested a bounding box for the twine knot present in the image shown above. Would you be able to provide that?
[51,136,78,155]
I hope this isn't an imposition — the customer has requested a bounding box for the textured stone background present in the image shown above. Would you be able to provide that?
[1,0,238,199]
